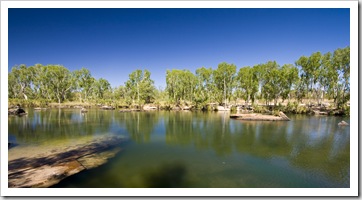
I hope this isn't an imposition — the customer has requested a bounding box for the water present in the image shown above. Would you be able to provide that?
[8,108,350,188]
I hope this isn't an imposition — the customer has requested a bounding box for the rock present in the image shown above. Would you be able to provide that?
[143,105,158,110]
[8,142,17,149]
[80,108,88,113]
[8,135,127,188]
[100,106,115,110]
[172,106,181,111]
[217,106,230,111]
[8,107,27,116]
[338,121,349,126]
[230,113,290,121]
[278,112,290,121]
[182,106,191,110]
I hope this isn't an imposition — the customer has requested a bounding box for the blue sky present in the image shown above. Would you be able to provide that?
[8,8,350,88]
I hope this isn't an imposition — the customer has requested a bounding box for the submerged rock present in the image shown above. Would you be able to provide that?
[8,135,127,188]
[338,121,349,126]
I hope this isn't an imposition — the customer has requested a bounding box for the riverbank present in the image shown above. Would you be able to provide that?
[8,99,349,116]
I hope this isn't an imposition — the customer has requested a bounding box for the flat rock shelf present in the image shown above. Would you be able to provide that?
[8,135,126,188]
[230,112,290,121]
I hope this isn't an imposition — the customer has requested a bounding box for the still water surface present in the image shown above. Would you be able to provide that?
[8,108,350,188]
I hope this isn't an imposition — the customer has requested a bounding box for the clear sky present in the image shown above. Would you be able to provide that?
[8,8,350,89]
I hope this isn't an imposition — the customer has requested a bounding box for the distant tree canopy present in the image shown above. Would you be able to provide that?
[9,46,350,109]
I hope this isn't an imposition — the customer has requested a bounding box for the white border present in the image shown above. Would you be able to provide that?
[1,0,358,197]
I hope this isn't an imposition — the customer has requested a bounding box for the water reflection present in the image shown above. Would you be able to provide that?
[9,109,350,187]
[8,109,115,144]
[118,112,160,143]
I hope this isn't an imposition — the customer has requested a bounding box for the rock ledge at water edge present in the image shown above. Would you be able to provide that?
[8,135,126,188]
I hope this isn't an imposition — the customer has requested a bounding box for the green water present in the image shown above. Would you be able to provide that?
[8,108,350,188]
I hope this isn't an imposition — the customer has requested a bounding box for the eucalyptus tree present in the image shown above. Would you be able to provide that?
[319,52,334,103]
[28,64,52,100]
[256,61,279,105]
[125,69,155,106]
[8,70,20,99]
[74,68,96,102]
[182,69,197,103]
[195,67,214,105]
[166,69,180,104]
[165,69,196,105]
[213,62,236,105]
[294,77,307,103]
[295,56,310,104]
[93,78,111,100]
[309,52,323,104]
[262,64,282,106]
[8,64,32,100]
[236,66,258,106]
[46,65,76,104]
[113,85,127,101]
[279,64,299,102]
[253,63,271,100]
[332,46,350,108]
[295,52,323,106]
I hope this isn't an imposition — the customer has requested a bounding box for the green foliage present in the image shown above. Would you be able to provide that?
[252,104,269,113]
[272,109,280,116]
[213,62,237,105]
[73,68,96,102]
[125,69,155,106]
[230,105,237,114]
[166,69,197,105]
[236,66,258,106]
[7,46,349,115]
[195,67,214,106]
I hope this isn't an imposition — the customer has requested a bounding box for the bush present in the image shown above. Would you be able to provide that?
[252,104,269,113]
[272,109,280,116]
[230,105,237,113]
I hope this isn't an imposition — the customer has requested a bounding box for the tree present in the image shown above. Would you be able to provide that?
[46,65,76,104]
[29,64,52,100]
[332,46,350,108]
[74,68,96,102]
[165,69,196,105]
[257,61,279,105]
[195,67,214,106]
[279,64,299,102]
[236,66,258,107]
[319,52,333,103]
[93,78,111,99]
[262,64,281,106]
[213,62,236,105]
[125,69,155,106]
[9,65,32,100]
[295,52,322,106]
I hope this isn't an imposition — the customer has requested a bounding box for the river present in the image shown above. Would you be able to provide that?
[8,108,350,188]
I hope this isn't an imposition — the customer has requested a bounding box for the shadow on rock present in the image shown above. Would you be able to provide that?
[8,135,126,188]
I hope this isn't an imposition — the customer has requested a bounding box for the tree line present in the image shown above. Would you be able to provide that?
[8,46,350,110]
